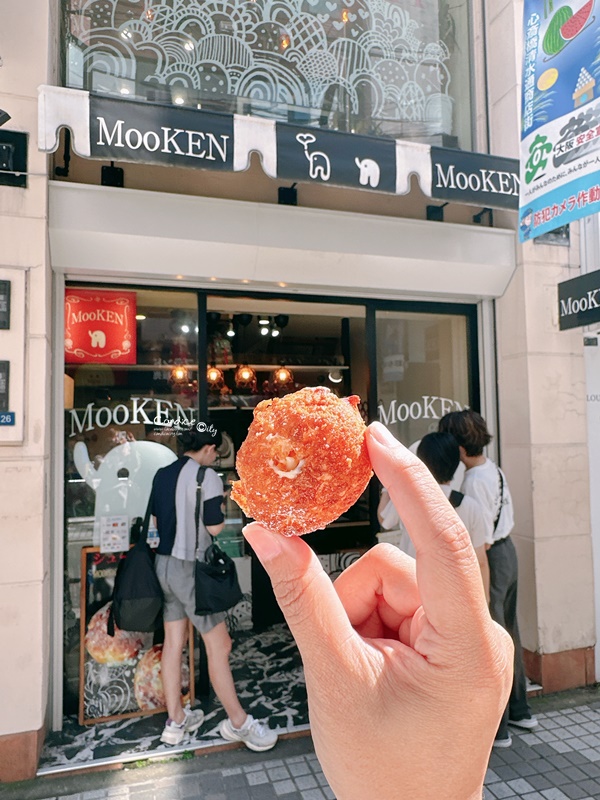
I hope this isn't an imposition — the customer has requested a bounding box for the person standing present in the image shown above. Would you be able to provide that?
[438,410,537,748]
[416,432,490,602]
[151,426,278,751]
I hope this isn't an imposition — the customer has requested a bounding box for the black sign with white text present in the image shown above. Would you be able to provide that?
[276,124,397,193]
[90,96,234,171]
[431,148,519,210]
[558,269,600,331]
[0,361,9,413]
[0,281,10,329]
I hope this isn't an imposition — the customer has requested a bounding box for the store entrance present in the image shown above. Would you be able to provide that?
[46,284,478,774]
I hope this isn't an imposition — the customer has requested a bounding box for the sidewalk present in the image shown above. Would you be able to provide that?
[3,687,600,800]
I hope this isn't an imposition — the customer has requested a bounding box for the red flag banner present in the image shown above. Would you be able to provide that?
[65,289,137,364]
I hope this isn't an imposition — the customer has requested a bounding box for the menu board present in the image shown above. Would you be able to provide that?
[79,547,194,724]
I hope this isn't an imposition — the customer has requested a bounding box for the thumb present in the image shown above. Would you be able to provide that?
[242,523,355,659]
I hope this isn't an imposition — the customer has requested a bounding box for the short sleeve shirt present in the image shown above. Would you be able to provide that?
[461,458,514,545]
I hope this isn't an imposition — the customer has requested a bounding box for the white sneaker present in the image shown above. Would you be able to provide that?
[160,705,204,745]
[509,715,538,730]
[492,735,513,749]
[219,714,278,752]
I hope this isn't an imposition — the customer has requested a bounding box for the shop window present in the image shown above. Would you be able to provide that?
[63,0,473,148]
[376,310,471,446]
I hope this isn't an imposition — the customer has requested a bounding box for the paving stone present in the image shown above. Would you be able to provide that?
[289,762,312,777]
[273,780,297,796]
[299,790,325,800]
[247,770,270,786]
[489,783,522,799]
[506,779,536,794]
[559,784,592,800]
[540,789,570,800]
[524,775,555,792]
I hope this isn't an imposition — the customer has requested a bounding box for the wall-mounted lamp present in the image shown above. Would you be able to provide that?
[207,363,225,391]
[473,207,494,227]
[426,202,449,222]
[272,365,294,387]
[278,183,297,206]
[170,365,188,383]
[235,364,257,391]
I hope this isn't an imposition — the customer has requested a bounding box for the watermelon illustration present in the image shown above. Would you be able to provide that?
[560,0,594,38]
[543,5,573,54]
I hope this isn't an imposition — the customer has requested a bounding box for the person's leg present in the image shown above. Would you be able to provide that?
[502,539,532,722]
[487,541,512,742]
[162,618,188,724]
[201,621,246,728]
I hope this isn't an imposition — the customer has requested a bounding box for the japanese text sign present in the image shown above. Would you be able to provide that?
[520,0,600,241]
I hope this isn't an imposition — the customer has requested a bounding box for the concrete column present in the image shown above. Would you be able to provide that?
[486,0,595,691]
[0,0,57,781]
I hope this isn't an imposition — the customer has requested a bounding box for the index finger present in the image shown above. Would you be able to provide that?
[367,422,489,636]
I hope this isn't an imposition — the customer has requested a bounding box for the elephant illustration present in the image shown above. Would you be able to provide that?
[296,133,331,181]
[73,439,177,544]
[89,329,107,348]
[355,158,381,188]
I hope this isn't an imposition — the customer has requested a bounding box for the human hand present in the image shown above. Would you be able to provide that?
[243,422,513,800]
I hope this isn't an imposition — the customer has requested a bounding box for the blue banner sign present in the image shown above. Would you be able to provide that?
[520,0,600,241]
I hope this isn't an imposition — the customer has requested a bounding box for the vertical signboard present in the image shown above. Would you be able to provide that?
[520,0,600,242]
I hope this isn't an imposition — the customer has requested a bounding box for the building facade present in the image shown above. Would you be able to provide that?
[0,0,595,782]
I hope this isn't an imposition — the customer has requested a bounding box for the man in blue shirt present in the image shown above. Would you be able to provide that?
[152,425,277,751]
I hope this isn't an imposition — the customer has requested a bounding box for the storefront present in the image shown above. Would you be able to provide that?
[38,164,517,772]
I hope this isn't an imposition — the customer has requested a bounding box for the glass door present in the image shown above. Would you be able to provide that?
[374,306,478,447]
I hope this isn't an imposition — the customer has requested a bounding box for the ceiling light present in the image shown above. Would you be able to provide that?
[260,326,270,336]
[272,365,294,386]
[235,364,257,390]
[226,321,235,337]
[181,324,190,333]
[274,314,289,329]
[258,317,270,326]
[135,314,146,321]
[174,96,185,105]
[328,369,343,384]
[120,87,130,95]
[207,364,225,391]
[170,365,188,383]
[271,328,280,337]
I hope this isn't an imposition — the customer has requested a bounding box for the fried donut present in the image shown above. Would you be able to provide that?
[231,387,372,536]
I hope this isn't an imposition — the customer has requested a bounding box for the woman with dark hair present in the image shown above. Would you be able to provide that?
[416,432,489,602]
[438,409,537,748]
[151,424,278,751]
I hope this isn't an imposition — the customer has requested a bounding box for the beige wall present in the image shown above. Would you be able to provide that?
[0,0,56,745]
[486,0,595,657]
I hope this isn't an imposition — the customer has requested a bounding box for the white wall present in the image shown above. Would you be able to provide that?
[0,0,55,739]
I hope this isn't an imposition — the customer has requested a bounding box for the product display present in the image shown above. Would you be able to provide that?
[231,386,372,536]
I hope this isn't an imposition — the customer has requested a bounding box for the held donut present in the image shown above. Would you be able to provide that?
[231,387,372,536]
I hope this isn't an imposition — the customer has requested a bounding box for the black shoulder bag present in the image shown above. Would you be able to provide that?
[493,467,505,534]
[107,491,164,635]
[194,467,243,615]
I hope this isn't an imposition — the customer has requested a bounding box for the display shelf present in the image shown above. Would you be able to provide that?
[66,364,348,372]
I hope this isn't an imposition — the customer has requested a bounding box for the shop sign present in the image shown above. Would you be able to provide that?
[519,1,600,241]
[40,86,521,212]
[65,289,137,365]
[276,124,397,193]
[378,395,466,425]
[90,95,233,170]
[431,149,520,209]
[558,268,600,330]
[67,397,199,437]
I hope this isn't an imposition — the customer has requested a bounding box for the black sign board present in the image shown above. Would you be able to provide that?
[558,269,600,331]
[0,361,9,412]
[90,96,234,171]
[0,281,10,329]
[430,148,519,210]
[276,124,397,193]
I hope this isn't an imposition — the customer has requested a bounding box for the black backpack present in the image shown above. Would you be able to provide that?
[107,492,163,636]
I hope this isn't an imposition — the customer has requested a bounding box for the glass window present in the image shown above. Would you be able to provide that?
[376,310,471,447]
[64,0,472,148]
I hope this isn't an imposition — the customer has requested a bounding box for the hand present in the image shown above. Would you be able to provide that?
[243,422,513,800]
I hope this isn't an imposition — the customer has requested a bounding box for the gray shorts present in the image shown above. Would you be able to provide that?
[155,554,226,635]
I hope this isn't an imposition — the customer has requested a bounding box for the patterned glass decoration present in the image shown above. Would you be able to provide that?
[64,0,470,145]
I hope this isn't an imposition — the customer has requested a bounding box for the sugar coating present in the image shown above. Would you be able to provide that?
[231,386,372,536]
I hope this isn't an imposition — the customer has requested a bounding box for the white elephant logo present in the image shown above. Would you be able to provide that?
[296,133,331,181]
[89,329,106,348]
[355,158,381,188]
[73,440,177,544]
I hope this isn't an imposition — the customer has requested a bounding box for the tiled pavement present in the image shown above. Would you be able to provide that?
[5,691,600,800]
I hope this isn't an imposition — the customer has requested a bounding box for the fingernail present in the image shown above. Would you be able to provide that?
[243,523,283,562]
[369,422,399,447]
